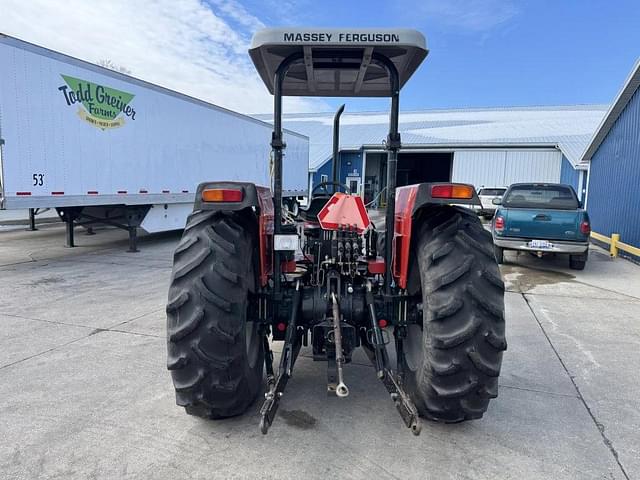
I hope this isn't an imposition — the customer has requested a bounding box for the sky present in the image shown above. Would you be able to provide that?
[1,0,639,115]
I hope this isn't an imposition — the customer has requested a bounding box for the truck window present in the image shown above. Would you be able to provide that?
[503,184,579,210]
[478,188,506,196]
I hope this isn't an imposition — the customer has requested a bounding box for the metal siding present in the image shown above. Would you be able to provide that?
[452,151,506,187]
[588,86,640,248]
[339,152,363,184]
[453,150,561,188]
[560,155,580,191]
[582,60,640,162]
[503,150,561,185]
[312,160,332,186]
[311,152,363,189]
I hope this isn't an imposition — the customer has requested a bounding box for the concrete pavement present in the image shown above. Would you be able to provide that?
[0,224,638,479]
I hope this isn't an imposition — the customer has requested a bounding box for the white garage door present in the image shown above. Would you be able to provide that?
[452,150,562,189]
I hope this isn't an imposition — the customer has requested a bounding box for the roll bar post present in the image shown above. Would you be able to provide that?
[371,53,401,294]
[272,52,303,296]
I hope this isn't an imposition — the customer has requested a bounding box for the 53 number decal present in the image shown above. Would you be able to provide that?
[32,173,45,186]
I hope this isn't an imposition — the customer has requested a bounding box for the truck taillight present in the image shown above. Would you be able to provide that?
[580,220,591,235]
[494,216,505,233]
[202,188,243,202]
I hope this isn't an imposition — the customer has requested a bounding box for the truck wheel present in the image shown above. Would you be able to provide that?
[569,254,586,270]
[494,245,504,264]
[403,206,506,422]
[166,209,263,418]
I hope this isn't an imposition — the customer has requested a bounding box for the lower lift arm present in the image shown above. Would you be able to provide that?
[364,281,421,435]
[259,280,302,434]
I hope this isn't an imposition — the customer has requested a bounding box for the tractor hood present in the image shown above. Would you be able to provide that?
[249,28,428,97]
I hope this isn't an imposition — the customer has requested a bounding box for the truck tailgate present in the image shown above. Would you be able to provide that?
[503,209,582,241]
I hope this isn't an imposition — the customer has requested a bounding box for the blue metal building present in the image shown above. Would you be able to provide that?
[581,60,640,256]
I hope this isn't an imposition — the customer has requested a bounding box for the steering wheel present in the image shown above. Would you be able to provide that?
[312,181,351,197]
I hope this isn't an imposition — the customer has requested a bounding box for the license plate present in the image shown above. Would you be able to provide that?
[529,239,552,249]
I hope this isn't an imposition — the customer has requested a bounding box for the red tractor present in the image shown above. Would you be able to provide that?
[166,28,506,435]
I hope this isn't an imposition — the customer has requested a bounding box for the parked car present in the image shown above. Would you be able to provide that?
[491,183,590,270]
[474,187,507,218]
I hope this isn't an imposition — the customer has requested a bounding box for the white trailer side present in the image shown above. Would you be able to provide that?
[0,34,309,247]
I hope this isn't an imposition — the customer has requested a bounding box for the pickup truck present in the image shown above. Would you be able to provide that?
[473,187,507,218]
[491,183,590,270]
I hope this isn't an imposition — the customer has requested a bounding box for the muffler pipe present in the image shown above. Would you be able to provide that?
[331,292,349,398]
[331,104,346,190]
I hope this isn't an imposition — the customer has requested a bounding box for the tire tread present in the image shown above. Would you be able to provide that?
[166,209,262,419]
[406,206,506,423]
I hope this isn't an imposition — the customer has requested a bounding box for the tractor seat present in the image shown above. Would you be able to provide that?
[299,195,331,222]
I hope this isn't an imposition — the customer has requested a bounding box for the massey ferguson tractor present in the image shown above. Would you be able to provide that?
[166,28,506,435]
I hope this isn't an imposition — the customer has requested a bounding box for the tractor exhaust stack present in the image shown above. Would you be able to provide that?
[331,104,346,190]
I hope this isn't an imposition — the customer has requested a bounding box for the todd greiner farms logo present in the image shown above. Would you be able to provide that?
[58,75,137,130]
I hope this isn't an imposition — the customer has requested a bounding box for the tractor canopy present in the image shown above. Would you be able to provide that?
[249,28,428,97]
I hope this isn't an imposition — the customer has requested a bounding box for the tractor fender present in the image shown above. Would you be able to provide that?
[194,181,274,287]
[392,183,480,291]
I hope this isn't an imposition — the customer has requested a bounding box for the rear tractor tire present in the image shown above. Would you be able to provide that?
[403,206,506,422]
[166,209,263,419]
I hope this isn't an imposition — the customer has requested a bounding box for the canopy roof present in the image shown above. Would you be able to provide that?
[249,28,428,97]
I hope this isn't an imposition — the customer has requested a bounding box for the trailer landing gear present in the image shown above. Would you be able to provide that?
[28,208,38,231]
[57,207,82,247]
[56,205,149,251]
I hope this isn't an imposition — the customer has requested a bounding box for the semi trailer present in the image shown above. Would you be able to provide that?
[0,33,309,250]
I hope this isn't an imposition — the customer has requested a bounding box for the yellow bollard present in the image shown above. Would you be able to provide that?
[610,233,620,258]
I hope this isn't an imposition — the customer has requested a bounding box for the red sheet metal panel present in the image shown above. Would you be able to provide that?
[256,186,274,287]
[392,185,419,289]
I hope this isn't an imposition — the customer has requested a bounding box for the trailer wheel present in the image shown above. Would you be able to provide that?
[166,209,263,418]
[403,206,506,422]
[283,198,299,218]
